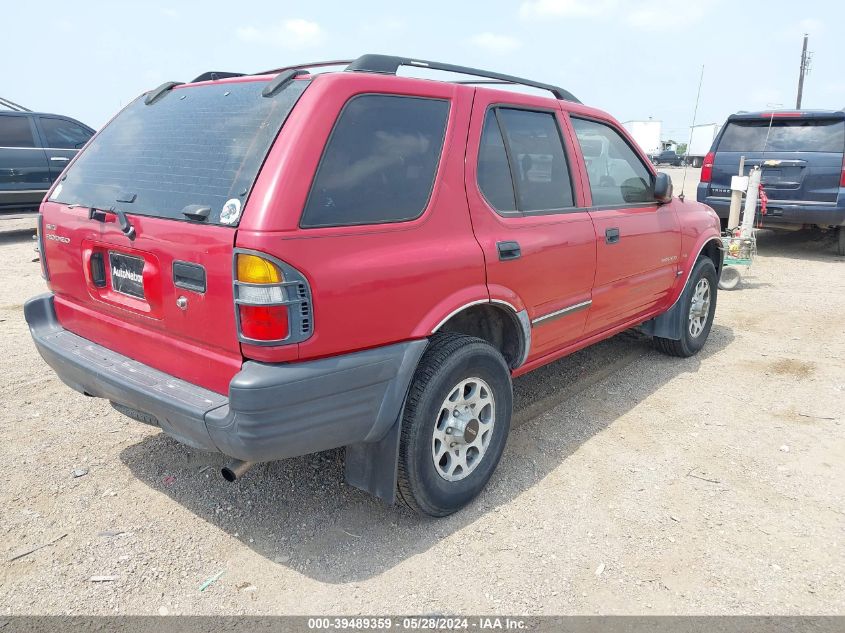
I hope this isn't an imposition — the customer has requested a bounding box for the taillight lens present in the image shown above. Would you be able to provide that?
[700,151,715,183]
[235,253,289,342]
[237,254,281,284]
[233,251,313,346]
[238,305,289,341]
[840,155,845,187]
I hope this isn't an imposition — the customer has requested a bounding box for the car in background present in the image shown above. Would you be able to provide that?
[698,109,845,255]
[0,106,95,213]
[651,149,683,166]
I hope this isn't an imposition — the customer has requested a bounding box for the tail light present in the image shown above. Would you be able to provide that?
[233,251,312,345]
[700,151,715,183]
[239,305,289,341]
[840,154,845,187]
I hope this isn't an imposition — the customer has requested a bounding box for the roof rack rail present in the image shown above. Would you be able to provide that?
[191,71,246,83]
[255,59,354,76]
[0,97,31,112]
[346,54,580,103]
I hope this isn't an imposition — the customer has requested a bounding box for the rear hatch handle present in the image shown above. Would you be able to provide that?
[88,206,136,241]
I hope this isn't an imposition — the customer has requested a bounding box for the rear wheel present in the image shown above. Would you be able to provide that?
[397,333,512,517]
[837,227,845,256]
[654,257,718,357]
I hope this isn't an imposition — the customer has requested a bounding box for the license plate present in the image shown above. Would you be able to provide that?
[109,252,145,299]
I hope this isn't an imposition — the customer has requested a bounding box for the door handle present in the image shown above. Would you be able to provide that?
[50,156,70,162]
[605,228,620,244]
[497,241,521,261]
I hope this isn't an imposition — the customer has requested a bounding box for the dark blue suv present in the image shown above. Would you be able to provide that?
[697,109,845,255]
[0,109,94,213]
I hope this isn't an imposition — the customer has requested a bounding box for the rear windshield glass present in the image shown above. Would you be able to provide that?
[51,79,309,224]
[718,119,845,153]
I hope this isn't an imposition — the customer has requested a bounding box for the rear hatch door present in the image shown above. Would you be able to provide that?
[41,77,309,394]
[710,114,844,203]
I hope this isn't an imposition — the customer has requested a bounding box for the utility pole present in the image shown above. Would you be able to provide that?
[796,33,809,109]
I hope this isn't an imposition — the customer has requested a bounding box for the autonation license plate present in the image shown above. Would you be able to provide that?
[109,252,145,299]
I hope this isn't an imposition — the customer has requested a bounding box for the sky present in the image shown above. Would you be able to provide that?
[3,0,844,142]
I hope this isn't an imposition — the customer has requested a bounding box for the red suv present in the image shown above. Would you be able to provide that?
[26,55,723,516]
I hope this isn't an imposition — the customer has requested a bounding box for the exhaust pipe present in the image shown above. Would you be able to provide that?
[221,459,253,482]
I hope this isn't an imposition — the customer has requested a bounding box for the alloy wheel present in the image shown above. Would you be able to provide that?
[432,377,496,482]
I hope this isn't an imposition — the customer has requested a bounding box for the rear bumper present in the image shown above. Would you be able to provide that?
[25,293,426,462]
[698,186,845,227]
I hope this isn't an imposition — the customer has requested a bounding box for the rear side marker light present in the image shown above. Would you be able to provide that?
[233,251,313,346]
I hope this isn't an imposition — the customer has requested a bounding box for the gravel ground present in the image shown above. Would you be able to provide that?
[1,169,844,615]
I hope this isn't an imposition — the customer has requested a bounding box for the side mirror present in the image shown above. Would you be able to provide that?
[654,171,673,203]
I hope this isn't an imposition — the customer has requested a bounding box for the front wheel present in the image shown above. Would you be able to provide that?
[654,257,718,357]
[397,333,513,517]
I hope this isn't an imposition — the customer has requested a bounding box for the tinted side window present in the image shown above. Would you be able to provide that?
[571,118,654,206]
[39,117,92,149]
[301,95,450,228]
[0,116,36,148]
[478,110,517,213]
[497,109,574,212]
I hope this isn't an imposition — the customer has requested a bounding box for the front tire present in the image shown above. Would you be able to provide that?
[397,333,513,517]
[654,257,718,357]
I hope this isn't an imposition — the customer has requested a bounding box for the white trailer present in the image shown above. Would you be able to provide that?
[622,120,662,157]
[685,123,721,167]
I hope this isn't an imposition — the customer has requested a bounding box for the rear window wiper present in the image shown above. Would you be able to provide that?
[181,204,211,222]
[88,206,136,241]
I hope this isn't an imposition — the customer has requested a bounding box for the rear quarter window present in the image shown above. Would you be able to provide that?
[301,95,450,228]
[718,119,845,153]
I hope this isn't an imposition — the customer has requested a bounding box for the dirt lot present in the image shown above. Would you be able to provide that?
[1,169,844,615]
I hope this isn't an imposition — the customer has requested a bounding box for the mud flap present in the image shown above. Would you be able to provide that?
[639,298,683,340]
[344,417,402,504]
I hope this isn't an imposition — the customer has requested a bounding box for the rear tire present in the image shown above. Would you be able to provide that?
[654,257,718,358]
[837,227,845,256]
[397,333,512,517]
